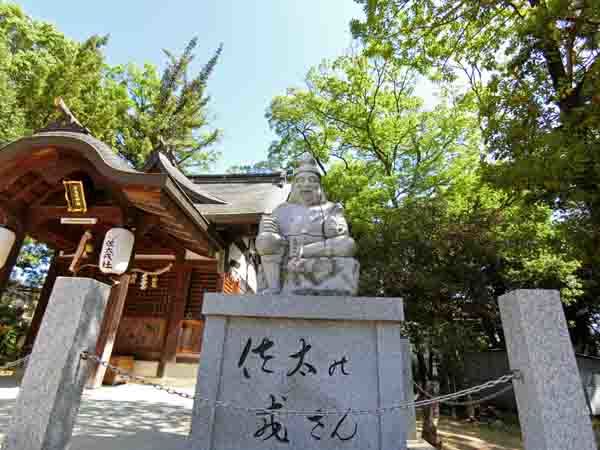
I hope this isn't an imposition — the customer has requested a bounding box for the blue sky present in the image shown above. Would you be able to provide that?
[15,0,364,172]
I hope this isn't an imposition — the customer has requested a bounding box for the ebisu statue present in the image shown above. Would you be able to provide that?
[256,154,359,295]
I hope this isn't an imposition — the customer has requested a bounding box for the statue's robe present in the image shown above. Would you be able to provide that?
[259,201,359,295]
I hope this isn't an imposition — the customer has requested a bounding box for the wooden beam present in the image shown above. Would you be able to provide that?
[157,265,192,378]
[28,229,75,251]
[22,256,59,354]
[160,194,217,248]
[86,273,131,389]
[123,187,162,205]
[159,217,186,230]
[134,203,173,218]
[134,214,160,238]
[12,176,50,202]
[155,230,186,262]
[0,149,59,191]
[165,228,193,240]
[27,206,125,228]
[31,185,64,207]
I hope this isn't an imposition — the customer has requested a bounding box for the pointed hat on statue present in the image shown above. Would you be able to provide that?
[293,153,322,177]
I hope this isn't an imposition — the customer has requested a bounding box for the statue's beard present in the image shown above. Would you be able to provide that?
[299,190,320,206]
[287,184,327,206]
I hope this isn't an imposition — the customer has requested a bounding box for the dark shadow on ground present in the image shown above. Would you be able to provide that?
[0,376,20,389]
[70,431,190,450]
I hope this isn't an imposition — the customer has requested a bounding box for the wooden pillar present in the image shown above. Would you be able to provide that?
[158,265,192,378]
[86,273,131,388]
[0,227,25,300]
[22,256,59,354]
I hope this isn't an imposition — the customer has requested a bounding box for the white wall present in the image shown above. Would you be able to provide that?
[228,239,257,293]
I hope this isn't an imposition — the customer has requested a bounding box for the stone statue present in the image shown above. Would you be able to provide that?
[256,155,360,295]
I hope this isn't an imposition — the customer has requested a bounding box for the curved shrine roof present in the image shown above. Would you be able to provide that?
[0,130,290,229]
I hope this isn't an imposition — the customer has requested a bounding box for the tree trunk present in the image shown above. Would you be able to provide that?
[422,380,443,449]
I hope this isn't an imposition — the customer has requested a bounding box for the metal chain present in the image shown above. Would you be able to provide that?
[414,381,514,407]
[0,354,30,370]
[81,351,516,416]
[81,352,195,400]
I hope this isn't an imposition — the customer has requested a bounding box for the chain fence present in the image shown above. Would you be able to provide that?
[0,354,30,371]
[413,380,514,407]
[81,351,518,417]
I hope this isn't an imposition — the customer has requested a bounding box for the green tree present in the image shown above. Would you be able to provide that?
[0,4,223,172]
[267,54,479,207]
[0,37,24,144]
[0,4,224,293]
[116,39,223,171]
[267,49,582,395]
[351,0,600,353]
[0,4,131,145]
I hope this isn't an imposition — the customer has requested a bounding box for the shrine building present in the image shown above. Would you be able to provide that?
[0,112,289,385]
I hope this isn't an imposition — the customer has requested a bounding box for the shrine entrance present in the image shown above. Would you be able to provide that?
[0,114,239,385]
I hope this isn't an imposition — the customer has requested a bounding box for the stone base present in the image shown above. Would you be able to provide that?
[191,293,407,450]
[282,257,359,296]
[160,361,199,379]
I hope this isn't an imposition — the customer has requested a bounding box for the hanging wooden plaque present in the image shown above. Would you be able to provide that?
[63,180,87,213]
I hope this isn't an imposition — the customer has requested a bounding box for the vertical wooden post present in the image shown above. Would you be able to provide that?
[22,256,59,354]
[0,227,24,299]
[86,273,131,388]
[158,265,192,378]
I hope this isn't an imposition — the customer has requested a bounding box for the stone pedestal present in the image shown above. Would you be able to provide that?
[4,277,111,450]
[282,257,360,296]
[499,290,597,450]
[190,293,408,450]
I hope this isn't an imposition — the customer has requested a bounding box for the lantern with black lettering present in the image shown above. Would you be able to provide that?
[99,228,134,275]
[0,226,16,269]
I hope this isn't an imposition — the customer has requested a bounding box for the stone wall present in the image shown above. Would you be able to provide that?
[463,350,600,415]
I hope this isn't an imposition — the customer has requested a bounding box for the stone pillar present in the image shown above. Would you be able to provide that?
[4,277,111,450]
[401,338,417,440]
[498,289,596,450]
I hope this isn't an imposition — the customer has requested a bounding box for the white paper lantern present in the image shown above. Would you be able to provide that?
[99,228,135,275]
[0,227,16,269]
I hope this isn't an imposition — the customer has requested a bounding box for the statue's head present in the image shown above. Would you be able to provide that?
[287,154,327,207]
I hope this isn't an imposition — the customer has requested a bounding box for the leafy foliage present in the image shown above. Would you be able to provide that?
[0,4,130,146]
[0,3,223,172]
[116,39,223,171]
[0,4,224,289]
[267,48,585,392]
[351,0,600,353]
[0,294,28,362]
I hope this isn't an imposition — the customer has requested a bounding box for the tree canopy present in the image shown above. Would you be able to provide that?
[0,3,222,172]
[0,3,224,290]
[349,0,600,353]
[266,42,588,399]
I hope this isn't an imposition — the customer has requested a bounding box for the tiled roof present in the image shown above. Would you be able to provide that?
[190,174,290,220]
